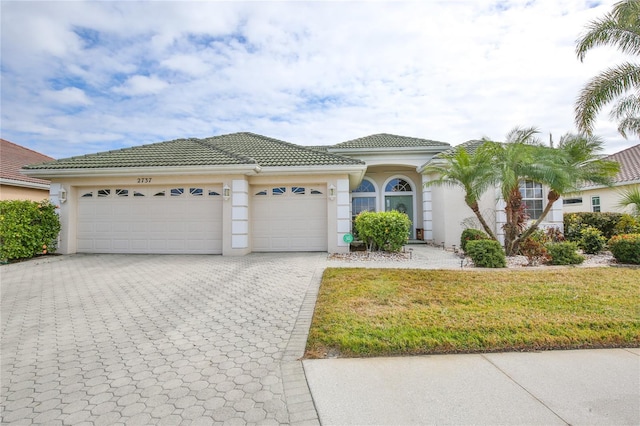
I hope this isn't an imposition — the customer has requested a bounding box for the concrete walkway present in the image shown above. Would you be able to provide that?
[304,348,640,426]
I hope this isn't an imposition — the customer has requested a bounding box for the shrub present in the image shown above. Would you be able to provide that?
[0,200,61,261]
[578,226,607,254]
[354,210,411,252]
[466,239,506,268]
[608,234,640,265]
[613,214,640,235]
[564,212,625,241]
[519,237,550,266]
[460,228,489,252]
[545,242,585,265]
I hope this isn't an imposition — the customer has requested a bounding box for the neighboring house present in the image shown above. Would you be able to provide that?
[0,139,53,201]
[22,132,563,255]
[563,143,640,215]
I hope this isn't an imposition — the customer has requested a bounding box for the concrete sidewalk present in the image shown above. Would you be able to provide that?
[304,348,640,426]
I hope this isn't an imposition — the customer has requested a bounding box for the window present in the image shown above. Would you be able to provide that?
[115,189,128,197]
[385,178,411,192]
[255,190,267,196]
[591,196,601,212]
[292,186,305,195]
[81,191,93,198]
[563,197,582,205]
[310,189,323,195]
[170,188,184,196]
[97,189,111,197]
[352,178,377,220]
[272,187,286,195]
[190,188,203,196]
[133,191,145,197]
[519,180,543,220]
[208,190,220,196]
[154,190,166,197]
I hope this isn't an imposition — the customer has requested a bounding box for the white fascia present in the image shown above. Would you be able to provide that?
[21,164,262,179]
[574,179,640,191]
[0,178,50,190]
[329,147,447,156]
[256,165,367,187]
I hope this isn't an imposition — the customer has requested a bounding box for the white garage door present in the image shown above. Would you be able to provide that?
[252,185,327,252]
[77,186,223,254]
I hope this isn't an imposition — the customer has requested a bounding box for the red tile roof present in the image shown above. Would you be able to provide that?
[606,144,640,184]
[1,139,53,186]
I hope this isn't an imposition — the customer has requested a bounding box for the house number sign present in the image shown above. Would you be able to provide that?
[137,178,152,183]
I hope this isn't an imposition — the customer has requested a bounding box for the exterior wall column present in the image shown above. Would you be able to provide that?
[421,175,433,241]
[224,178,251,256]
[50,182,76,254]
[333,178,350,253]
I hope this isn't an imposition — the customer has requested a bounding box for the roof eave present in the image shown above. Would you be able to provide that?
[257,164,368,188]
[328,146,449,155]
[577,179,640,191]
[21,164,262,179]
[0,178,51,190]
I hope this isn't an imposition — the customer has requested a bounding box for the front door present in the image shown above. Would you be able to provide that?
[385,195,413,236]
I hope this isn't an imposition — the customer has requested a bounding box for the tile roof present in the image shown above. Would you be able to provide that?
[1,139,53,185]
[430,139,488,160]
[331,133,451,149]
[606,143,640,184]
[23,132,364,170]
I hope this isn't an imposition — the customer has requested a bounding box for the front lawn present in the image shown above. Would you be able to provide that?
[305,268,640,358]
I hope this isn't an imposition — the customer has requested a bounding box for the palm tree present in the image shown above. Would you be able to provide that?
[618,186,640,215]
[516,133,619,246]
[575,0,640,138]
[422,144,498,241]
[482,127,546,255]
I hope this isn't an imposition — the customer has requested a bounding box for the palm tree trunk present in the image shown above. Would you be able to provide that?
[467,201,498,241]
[515,191,561,248]
[504,187,523,256]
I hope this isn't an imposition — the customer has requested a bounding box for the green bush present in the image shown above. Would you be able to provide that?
[545,242,585,265]
[578,226,607,254]
[564,212,625,241]
[460,228,489,252]
[608,234,640,265]
[354,210,411,252]
[0,200,61,261]
[466,239,506,268]
[613,214,640,235]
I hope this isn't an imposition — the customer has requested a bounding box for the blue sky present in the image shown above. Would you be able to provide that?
[1,0,635,159]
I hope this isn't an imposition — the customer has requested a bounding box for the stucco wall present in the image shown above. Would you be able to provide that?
[0,184,50,201]
[563,184,640,215]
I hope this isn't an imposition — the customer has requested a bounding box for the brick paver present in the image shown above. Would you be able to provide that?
[1,253,326,425]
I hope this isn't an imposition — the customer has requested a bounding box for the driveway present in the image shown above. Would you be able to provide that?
[1,253,325,425]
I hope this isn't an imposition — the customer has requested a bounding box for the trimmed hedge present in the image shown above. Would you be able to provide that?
[564,212,631,241]
[466,239,506,268]
[354,210,411,252]
[0,200,61,261]
[545,242,585,265]
[608,234,640,265]
[460,228,490,253]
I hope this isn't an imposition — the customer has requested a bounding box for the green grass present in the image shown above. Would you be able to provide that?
[305,268,640,358]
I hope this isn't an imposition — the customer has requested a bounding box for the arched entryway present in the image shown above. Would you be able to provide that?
[383,176,415,237]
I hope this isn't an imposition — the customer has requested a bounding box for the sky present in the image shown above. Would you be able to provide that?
[1,0,637,160]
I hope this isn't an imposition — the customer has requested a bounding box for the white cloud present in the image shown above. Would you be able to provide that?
[114,75,169,96]
[42,87,92,105]
[0,0,634,159]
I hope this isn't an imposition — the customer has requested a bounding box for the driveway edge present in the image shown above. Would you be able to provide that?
[281,265,325,426]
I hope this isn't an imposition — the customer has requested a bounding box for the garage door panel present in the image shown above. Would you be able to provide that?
[77,186,222,254]
[252,185,327,252]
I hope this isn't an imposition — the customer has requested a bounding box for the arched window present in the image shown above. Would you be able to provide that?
[385,178,412,192]
[352,178,377,220]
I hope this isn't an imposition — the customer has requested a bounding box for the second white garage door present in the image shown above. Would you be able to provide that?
[77,186,223,254]
[252,185,328,252]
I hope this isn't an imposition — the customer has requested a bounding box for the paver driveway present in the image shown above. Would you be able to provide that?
[1,253,326,425]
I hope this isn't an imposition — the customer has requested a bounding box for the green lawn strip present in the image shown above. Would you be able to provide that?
[305,268,640,358]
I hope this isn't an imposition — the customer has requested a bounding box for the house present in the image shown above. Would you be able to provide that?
[1,139,53,201]
[563,144,640,215]
[22,132,563,255]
